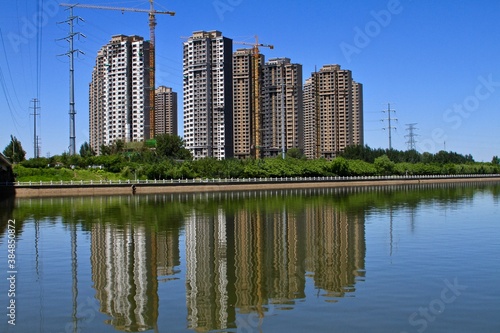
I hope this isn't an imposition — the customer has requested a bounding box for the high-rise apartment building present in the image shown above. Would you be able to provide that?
[262,58,303,157]
[89,35,150,155]
[352,81,364,147]
[303,64,363,159]
[303,76,316,159]
[183,30,233,160]
[155,86,178,136]
[232,48,264,159]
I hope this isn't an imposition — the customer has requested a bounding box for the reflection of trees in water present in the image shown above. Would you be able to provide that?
[0,196,15,240]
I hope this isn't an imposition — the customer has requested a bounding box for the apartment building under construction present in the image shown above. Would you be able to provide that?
[303,64,363,160]
[155,86,178,136]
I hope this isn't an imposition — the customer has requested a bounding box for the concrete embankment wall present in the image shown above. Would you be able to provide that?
[11,176,500,198]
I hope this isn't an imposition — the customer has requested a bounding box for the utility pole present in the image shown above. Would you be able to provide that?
[405,123,418,150]
[30,98,40,158]
[58,6,85,155]
[381,103,397,150]
[60,2,175,141]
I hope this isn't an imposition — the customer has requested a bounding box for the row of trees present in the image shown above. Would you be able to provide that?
[13,153,500,181]
[339,144,476,164]
[5,135,500,181]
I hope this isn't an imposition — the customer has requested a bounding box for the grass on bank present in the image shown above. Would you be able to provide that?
[13,165,125,182]
[12,156,500,183]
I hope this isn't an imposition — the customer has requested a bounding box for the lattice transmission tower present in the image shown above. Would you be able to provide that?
[381,103,397,150]
[405,123,418,151]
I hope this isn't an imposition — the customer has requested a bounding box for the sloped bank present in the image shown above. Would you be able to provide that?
[11,175,500,198]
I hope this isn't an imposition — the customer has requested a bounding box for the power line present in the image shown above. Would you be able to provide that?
[405,123,418,151]
[0,28,24,115]
[381,103,397,150]
[36,0,44,101]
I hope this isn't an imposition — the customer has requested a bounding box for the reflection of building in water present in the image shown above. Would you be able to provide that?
[91,224,157,331]
[263,208,307,304]
[185,209,236,331]
[184,193,365,332]
[233,209,267,313]
[304,205,365,298]
[157,230,180,278]
[91,223,180,331]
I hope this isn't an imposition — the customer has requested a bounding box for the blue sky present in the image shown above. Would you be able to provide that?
[1,0,499,161]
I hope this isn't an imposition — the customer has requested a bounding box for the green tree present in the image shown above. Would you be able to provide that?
[374,155,395,175]
[99,144,111,156]
[286,148,305,160]
[401,149,421,163]
[492,156,500,165]
[330,157,349,176]
[155,134,192,160]
[112,140,125,154]
[3,135,26,163]
[79,142,95,157]
[20,157,50,168]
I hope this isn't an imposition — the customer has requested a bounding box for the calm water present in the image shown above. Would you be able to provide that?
[1,182,499,333]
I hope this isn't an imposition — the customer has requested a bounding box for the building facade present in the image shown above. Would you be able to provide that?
[303,64,363,159]
[183,30,233,160]
[155,86,178,136]
[262,58,303,157]
[89,35,150,155]
[351,81,364,147]
[232,48,265,159]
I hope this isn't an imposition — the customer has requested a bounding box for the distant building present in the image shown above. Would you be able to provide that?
[183,30,233,160]
[303,64,363,159]
[155,86,178,136]
[89,35,151,155]
[262,58,303,157]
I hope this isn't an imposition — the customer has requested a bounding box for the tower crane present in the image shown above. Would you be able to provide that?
[234,36,273,159]
[234,35,274,55]
[60,1,175,140]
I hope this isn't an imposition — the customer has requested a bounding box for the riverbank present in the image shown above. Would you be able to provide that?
[10,175,500,198]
